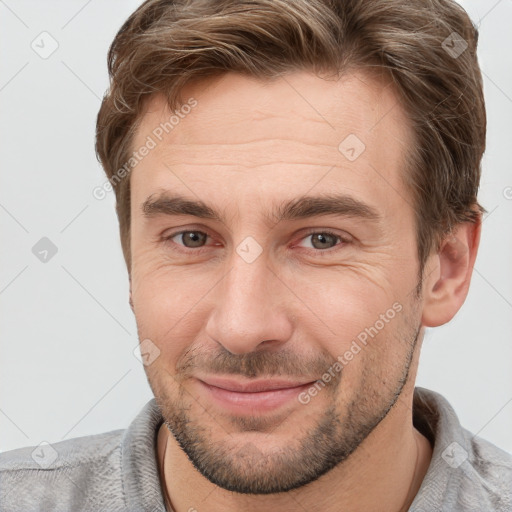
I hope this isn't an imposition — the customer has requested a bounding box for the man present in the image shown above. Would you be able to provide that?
[1,0,511,510]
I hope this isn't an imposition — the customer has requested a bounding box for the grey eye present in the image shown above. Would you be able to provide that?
[307,233,339,250]
[175,231,208,248]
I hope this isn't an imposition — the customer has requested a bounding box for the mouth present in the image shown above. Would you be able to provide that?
[194,376,316,413]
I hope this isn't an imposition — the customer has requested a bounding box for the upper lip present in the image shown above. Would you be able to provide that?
[197,376,315,393]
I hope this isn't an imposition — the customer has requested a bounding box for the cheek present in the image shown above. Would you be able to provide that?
[131,265,214,357]
[295,270,409,383]
[292,267,398,337]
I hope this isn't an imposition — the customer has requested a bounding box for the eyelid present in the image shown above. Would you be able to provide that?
[297,228,352,243]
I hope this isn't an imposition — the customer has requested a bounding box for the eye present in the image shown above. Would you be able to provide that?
[165,230,211,250]
[162,229,350,256]
[296,230,349,254]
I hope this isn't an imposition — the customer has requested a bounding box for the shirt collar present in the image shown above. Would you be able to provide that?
[121,398,166,511]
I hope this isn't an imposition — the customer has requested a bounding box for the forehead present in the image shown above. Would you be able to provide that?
[130,70,413,217]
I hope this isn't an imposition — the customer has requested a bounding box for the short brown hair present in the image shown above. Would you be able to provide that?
[95,0,486,275]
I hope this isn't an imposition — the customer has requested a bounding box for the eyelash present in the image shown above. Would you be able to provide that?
[161,229,351,257]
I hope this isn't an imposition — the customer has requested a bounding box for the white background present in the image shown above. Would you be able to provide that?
[1,0,511,454]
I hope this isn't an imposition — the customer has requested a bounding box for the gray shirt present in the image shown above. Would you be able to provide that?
[1,387,511,511]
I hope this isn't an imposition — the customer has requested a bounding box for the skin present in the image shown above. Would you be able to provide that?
[128,70,481,512]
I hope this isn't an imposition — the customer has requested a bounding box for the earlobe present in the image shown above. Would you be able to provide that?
[421,218,481,327]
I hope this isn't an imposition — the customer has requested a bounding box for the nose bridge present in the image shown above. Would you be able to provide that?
[227,248,271,311]
[205,245,292,354]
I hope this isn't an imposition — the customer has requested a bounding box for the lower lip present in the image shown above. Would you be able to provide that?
[197,380,313,413]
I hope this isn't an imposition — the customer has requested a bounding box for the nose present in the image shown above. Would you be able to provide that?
[204,252,294,355]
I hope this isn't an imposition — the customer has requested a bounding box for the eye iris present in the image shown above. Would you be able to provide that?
[182,231,207,248]
[311,233,337,250]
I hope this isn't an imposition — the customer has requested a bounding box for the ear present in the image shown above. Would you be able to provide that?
[421,217,482,327]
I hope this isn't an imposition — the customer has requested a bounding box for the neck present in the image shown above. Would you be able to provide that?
[157,391,433,512]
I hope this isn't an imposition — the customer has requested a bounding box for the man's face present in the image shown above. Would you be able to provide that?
[129,70,425,493]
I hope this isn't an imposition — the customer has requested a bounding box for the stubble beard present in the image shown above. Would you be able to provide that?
[150,319,421,495]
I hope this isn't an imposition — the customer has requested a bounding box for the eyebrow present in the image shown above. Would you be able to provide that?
[142,192,382,225]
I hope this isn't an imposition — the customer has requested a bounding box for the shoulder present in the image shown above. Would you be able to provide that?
[0,429,124,471]
[412,387,512,512]
[0,429,126,511]
[460,427,512,511]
